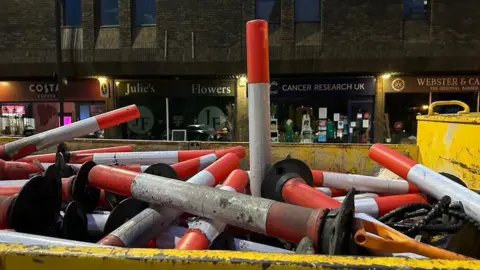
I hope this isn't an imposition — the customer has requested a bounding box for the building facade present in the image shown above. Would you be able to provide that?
[1,0,480,142]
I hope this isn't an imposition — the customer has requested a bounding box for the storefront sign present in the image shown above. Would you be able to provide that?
[117,80,236,98]
[0,80,103,101]
[383,76,480,93]
[269,77,376,97]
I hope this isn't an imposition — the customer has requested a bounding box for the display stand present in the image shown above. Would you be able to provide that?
[270,118,279,142]
[300,114,313,143]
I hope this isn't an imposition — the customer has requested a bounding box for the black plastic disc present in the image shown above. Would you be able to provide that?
[103,198,148,235]
[55,152,74,178]
[144,163,178,179]
[56,143,71,163]
[262,158,313,202]
[440,172,467,187]
[104,191,127,209]
[62,201,88,241]
[71,161,100,213]
[10,166,62,235]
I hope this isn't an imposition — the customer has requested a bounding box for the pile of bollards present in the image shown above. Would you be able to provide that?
[0,103,477,259]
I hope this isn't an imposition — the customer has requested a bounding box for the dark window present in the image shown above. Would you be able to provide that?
[431,92,477,114]
[295,0,320,22]
[134,0,156,26]
[100,0,119,26]
[404,0,428,20]
[255,0,281,23]
[64,0,82,26]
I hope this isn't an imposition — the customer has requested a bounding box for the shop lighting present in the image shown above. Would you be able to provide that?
[239,75,247,86]
[421,105,429,110]
[115,81,120,86]
[0,82,9,86]
[97,77,107,84]
[381,74,391,79]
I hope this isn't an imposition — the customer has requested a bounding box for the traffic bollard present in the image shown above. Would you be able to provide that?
[335,193,378,202]
[16,145,133,163]
[246,19,272,197]
[312,169,419,195]
[0,160,45,180]
[95,153,241,247]
[103,146,246,208]
[0,166,61,235]
[175,169,249,250]
[354,193,427,218]
[369,143,480,223]
[86,160,355,253]
[315,187,346,197]
[73,147,243,166]
[0,105,140,161]
[261,159,342,209]
[0,230,104,247]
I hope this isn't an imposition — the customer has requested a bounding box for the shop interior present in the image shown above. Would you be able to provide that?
[271,95,374,144]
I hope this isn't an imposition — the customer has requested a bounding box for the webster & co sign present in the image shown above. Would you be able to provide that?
[117,80,236,98]
[384,76,480,93]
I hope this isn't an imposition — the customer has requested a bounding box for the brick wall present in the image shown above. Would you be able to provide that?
[1,0,480,77]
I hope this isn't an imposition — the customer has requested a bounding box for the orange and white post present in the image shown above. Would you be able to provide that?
[246,19,272,197]
[175,169,249,250]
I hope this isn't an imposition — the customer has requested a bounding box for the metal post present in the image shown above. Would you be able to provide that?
[55,0,65,127]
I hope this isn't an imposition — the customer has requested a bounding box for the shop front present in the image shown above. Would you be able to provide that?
[0,80,105,136]
[115,79,236,141]
[269,77,376,143]
[381,75,480,143]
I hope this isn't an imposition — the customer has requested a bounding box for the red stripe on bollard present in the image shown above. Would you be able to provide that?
[368,144,416,180]
[0,160,44,180]
[175,228,211,250]
[95,105,140,129]
[246,20,270,84]
[282,178,342,209]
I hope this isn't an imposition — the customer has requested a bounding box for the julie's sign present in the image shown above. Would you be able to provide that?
[269,77,376,97]
[384,76,480,93]
[118,80,236,98]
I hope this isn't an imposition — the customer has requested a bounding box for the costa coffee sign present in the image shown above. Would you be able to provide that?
[0,80,103,101]
[384,76,480,93]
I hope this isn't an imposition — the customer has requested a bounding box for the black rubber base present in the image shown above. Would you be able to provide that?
[55,151,74,178]
[103,198,148,235]
[56,143,71,164]
[62,201,88,241]
[261,158,313,202]
[72,161,100,213]
[9,166,62,235]
[106,163,178,209]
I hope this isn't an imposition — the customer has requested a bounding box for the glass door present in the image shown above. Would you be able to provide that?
[347,99,374,143]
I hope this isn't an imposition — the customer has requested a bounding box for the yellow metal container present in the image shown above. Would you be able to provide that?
[417,101,480,189]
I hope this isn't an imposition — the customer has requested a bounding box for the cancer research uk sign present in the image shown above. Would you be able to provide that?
[269,77,376,97]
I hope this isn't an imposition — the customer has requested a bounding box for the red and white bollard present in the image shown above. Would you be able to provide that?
[354,193,427,218]
[95,153,242,247]
[315,187,346,197]
[0,166,61,235]
[369,143,480,223]
[246,19,272,197]
[312,169,419,195]
[74,147,240,165]
[86,161,350,252]
[335,193,378,202]
[175,169,249,250]
[0,160,45,180]
[15,145,133,163]
[0,105,140,161]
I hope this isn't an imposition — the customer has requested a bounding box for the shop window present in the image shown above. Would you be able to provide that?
[404,0,428,20]
[100,0,119,26]
[384,93,429,143]
[79,105,90,120]
[256,0,281,23]
[134,0,156,26]
[431,92,477,114]
[63,0,82,27]
[294,0,320,22]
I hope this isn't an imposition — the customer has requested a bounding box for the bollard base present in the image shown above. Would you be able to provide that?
[62,201,87,241]
[103,198,148,235]
[262,158,313,202]
[10,166,62,235]
[72,161,100,213]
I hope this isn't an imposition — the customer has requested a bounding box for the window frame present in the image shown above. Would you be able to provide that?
[294,0,321,23]
[255,0,281,24]
[99,0,119,27]
[403,0,429,21]
[62,0,82,27]
[133,0,157,26]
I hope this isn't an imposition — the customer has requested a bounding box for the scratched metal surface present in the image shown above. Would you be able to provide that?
[0,243,478,270]
[417,114,480,189]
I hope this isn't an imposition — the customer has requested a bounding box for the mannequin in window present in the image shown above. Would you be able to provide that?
[284,119,294,142]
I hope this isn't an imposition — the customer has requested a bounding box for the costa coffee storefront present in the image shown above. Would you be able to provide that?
[0,80,105,135]
[115,79,236,141]
[381,75,480,143]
